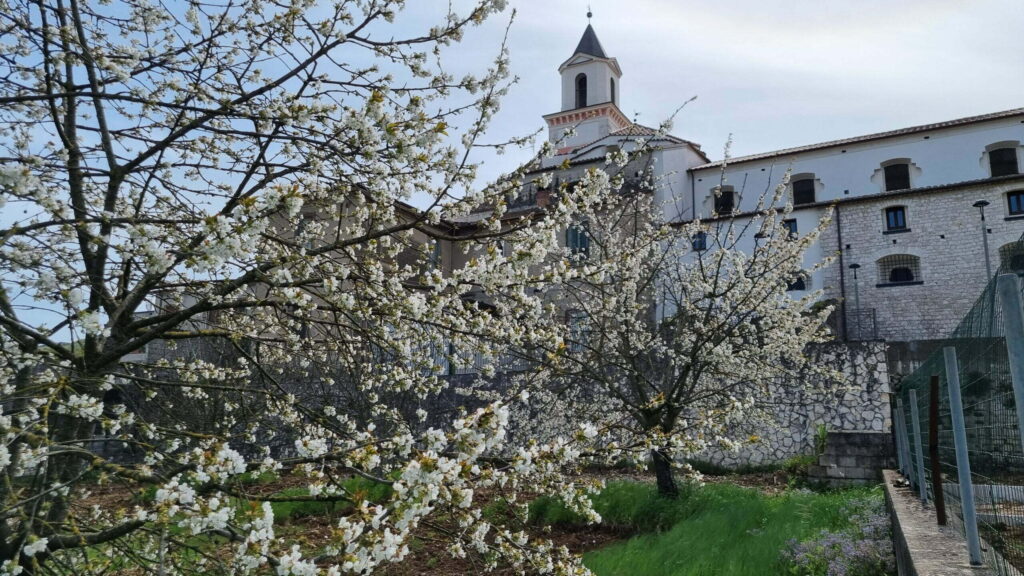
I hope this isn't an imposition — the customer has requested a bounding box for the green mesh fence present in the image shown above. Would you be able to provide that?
[896,234,1024,575]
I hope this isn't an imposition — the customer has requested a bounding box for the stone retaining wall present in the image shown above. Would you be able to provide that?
[701,340,891,467]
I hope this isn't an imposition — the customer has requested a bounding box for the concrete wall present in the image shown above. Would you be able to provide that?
[884,470,997,576]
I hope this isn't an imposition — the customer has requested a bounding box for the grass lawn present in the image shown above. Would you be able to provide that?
[583,483,883,576]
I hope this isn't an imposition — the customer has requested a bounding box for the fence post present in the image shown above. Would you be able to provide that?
[944,346,984,566]
[909,389,928,503]
[893,402,907,473]
[996,273,1024,456]
[897,403,913,475]
[896,397,912,477]
[928,375,947,525]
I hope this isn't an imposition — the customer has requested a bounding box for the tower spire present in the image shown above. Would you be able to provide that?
[572,21,607,59]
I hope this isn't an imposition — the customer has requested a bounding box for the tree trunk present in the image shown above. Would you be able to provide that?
[651,448,679,499]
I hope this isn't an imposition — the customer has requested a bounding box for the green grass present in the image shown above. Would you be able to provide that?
[270,475,393,520]
[686,455,819,478]
[580,483,882,576]
[529,481,696,532]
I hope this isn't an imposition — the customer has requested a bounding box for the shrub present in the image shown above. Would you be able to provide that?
[781,495,894,576]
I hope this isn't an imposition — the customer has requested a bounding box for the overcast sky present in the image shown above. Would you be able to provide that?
[431,0,1024,184]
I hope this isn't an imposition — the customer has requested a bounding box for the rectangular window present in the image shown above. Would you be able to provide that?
[792,179,815,205]
[430,241,442,269]
[567,223,590,258]
[992,148,1020,177]
[1009,191,1024,215]
[885,206,907,231]
[782,219,798,239]
[884,163,911,191]
[714,189,735,214]
[566,309,588,354]
[691,231,707,251]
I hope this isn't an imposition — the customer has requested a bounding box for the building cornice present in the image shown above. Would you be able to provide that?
[543,102,631,131]
[678,173,1024,226]
[691,107,1024,171]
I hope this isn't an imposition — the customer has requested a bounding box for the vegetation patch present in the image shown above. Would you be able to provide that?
[538,482,894,576]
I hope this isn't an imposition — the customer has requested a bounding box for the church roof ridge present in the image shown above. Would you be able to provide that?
[530,122,708,168]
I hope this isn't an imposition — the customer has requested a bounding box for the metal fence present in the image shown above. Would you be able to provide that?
[895,236,1024,575]
[847,307,878,341]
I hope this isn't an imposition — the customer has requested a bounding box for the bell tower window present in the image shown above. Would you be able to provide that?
[575,73,588,108]
[610,78,616,105]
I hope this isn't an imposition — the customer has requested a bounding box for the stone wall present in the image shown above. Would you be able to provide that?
[821,179,1024,343]
[700,340,891,468]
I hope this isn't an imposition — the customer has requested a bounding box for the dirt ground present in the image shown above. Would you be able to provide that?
[74,467,784,575]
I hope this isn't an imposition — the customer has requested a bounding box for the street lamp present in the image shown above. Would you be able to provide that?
[849,263,861,340]
[973,200,993,279]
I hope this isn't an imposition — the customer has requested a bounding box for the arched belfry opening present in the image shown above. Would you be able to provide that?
[575,73,588,109]
[610,78,616,105]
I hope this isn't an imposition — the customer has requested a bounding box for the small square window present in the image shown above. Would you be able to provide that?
[884,163,910,191]
[1009,191,1024,216]
[991,148,1020,177]
[885,206,907,231]
[782,219,798,239]
[786,275,807,292]
[792,179,815,205]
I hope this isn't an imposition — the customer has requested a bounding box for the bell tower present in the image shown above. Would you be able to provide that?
[544,13,630,149]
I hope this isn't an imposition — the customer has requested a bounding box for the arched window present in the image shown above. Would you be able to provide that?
[999,243,1024,273]
[877,254,922,286]
[990,147,1020,177]
[883,163,911,191]
[713,186,735,215]
[786,273,808,292]
[791,178,815,205]
[610,78,616,105]
[575,73,588,108]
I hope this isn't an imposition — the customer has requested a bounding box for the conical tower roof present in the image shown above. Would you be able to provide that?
[572,24,607,59]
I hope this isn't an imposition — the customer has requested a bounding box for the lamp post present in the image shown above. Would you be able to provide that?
[849,263,861,340]
[973,200,993,279]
